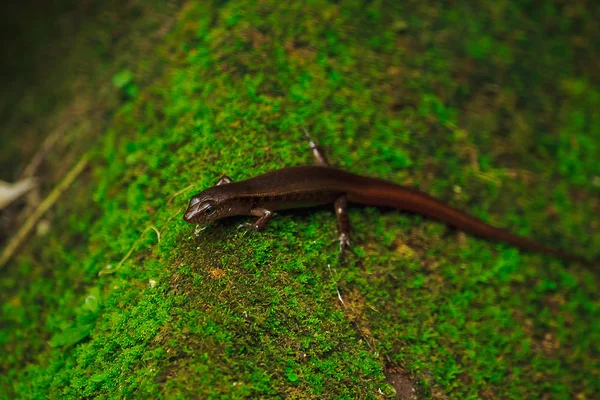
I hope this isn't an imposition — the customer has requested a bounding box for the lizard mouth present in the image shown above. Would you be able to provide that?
[183,202,202,223]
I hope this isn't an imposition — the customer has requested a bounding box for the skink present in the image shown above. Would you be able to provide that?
[184,135,594,264]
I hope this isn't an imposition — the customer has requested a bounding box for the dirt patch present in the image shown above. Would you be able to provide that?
[384,363,418,400]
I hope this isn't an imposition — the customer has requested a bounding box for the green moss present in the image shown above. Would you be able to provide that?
[1,0,599,398]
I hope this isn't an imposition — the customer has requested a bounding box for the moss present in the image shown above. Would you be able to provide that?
[1,0,599,398]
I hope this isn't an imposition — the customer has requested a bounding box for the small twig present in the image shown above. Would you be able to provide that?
[98,225,161,276]
[21,131,63,178]
[0,153,90,269]
[327,263,346,308]
[473,169,502,185]
[167,184,196,204]
[149,225,161,243]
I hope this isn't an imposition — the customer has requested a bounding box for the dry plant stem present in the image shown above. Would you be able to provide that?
[0,153,90,269]
[22,131,63,178]
[98,225,161,276]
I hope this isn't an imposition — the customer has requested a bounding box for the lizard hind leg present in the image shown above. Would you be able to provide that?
[302,127,330,166]
[215,175,233,186]
[302,127,352,255]
[334,195,352,255]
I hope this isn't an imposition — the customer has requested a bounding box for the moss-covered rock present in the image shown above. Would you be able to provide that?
[1,1,598,398]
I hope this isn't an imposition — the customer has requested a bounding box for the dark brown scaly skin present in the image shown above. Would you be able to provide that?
[184,137,595,264]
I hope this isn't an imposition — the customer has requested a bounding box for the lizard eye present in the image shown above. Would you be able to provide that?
[204,206,215,216]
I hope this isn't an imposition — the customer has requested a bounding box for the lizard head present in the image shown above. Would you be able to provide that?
[183,191,222,224]
[183,184,248,224]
